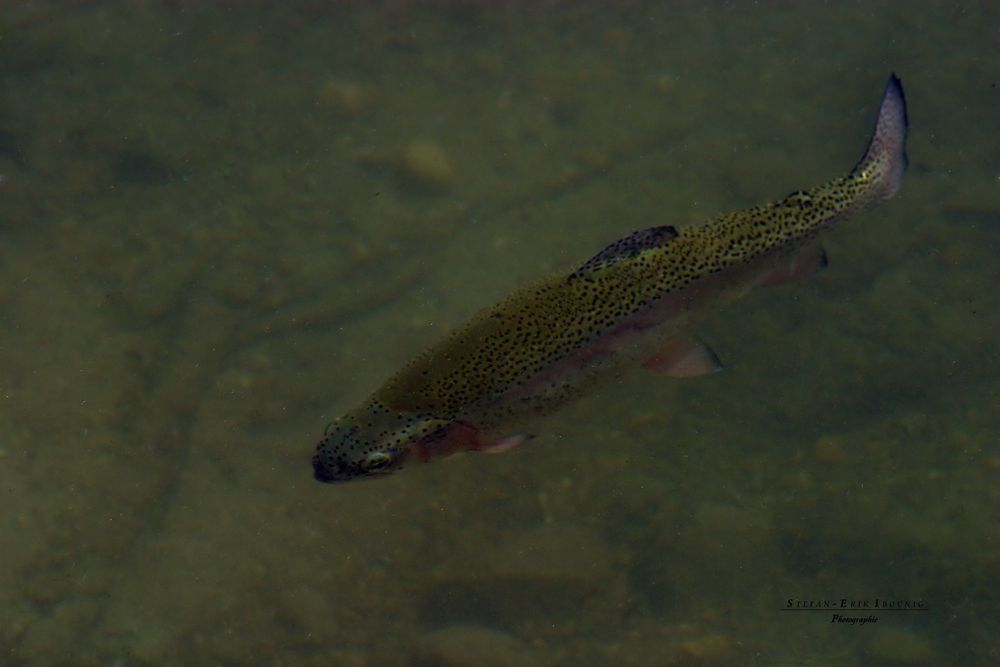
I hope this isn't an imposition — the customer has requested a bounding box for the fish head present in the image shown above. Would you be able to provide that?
[312,401,449,483]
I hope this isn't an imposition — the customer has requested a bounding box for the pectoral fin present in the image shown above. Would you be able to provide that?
[642,338,722,378]
[477,433,534,454]
[761,244,828,286]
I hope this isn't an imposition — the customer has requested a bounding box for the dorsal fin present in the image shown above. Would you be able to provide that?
[570,225,678,280]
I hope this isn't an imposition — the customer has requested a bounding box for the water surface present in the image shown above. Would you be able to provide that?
[0,2,996,665]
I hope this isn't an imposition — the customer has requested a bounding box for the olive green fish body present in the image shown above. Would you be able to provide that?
[313,75,908,483]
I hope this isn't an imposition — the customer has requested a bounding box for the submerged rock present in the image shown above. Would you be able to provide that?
[421,525,624,632]
[416,625,553,667]
[317,79,368,117]
[403,139,455,190]
[868,627,935,663]
[678,633,735,662]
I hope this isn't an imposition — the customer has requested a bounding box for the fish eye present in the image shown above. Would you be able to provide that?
[360,451,393,472]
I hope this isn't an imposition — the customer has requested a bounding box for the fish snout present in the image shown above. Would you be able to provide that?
[312,452,339,483]
[312,444,358,483]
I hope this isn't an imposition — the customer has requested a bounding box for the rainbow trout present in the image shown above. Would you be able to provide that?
[313,74,908,483]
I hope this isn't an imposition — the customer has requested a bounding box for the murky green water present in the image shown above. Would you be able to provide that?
[0,2,996,665]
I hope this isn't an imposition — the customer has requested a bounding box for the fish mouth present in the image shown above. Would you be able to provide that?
[312,465,340,483]
[312,454,353,483]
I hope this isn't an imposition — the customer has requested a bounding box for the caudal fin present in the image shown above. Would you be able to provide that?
[851,74,909,202]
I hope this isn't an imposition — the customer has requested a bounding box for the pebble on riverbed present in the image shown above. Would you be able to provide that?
[403,139,455,190]
[416,625,554,667]
[868,627,935,663]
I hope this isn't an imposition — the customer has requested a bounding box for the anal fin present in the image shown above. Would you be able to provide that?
[762,245,828,287]
[642,338,722,378]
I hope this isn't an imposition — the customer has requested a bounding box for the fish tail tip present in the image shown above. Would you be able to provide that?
[885,73,909,133]
[883,72,909,174]
[852,72,909,201]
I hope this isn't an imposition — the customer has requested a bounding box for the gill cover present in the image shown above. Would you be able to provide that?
[312,402,450,483]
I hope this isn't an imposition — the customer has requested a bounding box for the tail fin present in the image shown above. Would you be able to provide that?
[851,74,908,202]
